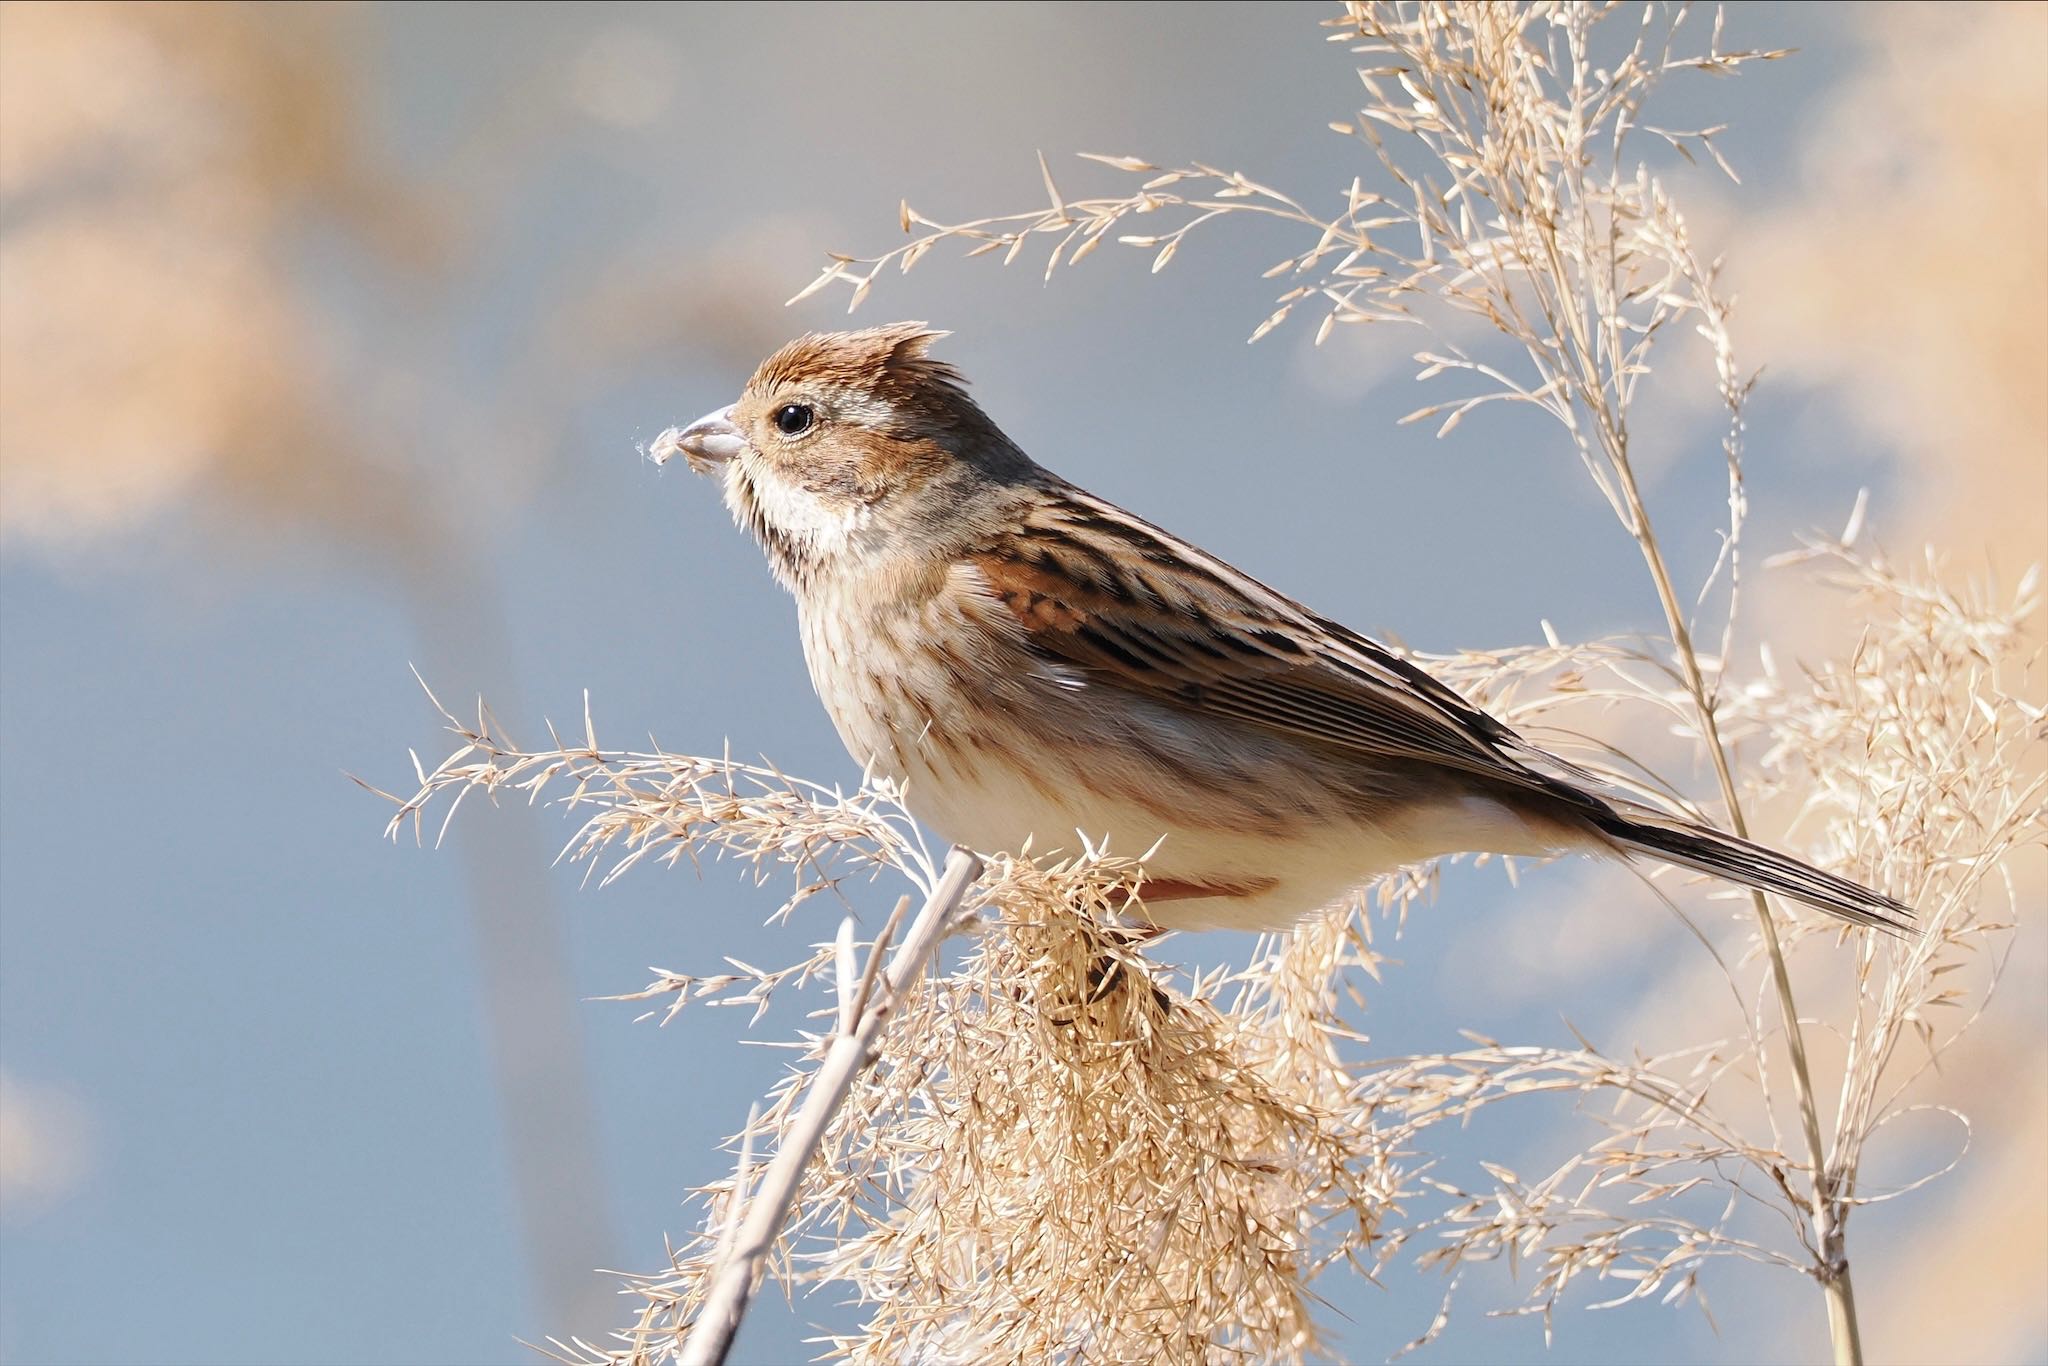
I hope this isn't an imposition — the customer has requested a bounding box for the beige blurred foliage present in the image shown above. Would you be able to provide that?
[0,1071,90,1217]
[0,3,630,1338]
[0,1,392,550]
[0,209,315,544]
[1740,2,2048,623]
[1867,1055,2048,1366]
[1714,11,2045,1357]
[0,1,790,559]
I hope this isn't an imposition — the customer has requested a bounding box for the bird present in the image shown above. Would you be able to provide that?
[651,323,1911,937]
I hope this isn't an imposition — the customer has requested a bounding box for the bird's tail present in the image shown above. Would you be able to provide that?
[1588,808,1914,935]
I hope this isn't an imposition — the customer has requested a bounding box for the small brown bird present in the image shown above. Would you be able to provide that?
[654,324,1910,936]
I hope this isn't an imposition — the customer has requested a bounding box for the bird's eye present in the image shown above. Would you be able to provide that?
[774,403,815,436]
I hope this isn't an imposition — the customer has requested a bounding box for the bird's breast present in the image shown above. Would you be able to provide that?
[791,578,1540,932]
[796,573,989,782]
[795,572,1319,854]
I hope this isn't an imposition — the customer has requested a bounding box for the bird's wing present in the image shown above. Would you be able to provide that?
[966,488,1567,795]
[961,487,1918,936]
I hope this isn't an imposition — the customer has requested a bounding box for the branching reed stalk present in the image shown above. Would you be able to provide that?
[1609,455,1862,1361]
[681,848,983,1366]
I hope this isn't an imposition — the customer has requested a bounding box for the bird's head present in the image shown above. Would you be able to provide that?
[654,324,1029,588]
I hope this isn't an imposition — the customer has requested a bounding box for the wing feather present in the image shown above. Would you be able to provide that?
[968,488,1557,793]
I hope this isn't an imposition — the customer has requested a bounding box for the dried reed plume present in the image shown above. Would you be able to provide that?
[385,3,2043,1361]
[378,687,1402,1363]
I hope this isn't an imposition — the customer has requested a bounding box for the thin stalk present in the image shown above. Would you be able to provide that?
[1525,99,1861,1354]
[681,847,984,1366]
[1605,450,1862,1366]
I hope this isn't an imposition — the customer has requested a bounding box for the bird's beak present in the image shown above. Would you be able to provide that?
[650,404,746,473]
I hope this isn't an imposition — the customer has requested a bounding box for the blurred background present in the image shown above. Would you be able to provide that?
[1,3,2041,1364]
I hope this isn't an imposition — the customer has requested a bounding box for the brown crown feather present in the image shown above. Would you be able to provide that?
[747,322,972,413]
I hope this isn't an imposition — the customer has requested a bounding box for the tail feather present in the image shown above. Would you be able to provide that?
[1591,811,1914,935]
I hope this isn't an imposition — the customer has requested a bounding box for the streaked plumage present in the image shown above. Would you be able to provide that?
[654,324,1912,935]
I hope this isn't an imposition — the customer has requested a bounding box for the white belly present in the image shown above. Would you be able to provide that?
[899,745,1399,930]
[797,579,1568,933]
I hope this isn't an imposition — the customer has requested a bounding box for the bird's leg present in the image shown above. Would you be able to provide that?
[1083,882,1211,1008]
[1083,945,1160,1005]
[1058,879,1242,1018]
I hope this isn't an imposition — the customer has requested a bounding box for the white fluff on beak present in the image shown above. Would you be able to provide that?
[650,404,746,472]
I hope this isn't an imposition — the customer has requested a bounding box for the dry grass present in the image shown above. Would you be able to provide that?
[381,697,1400,1363]
[382,3,2044,1361]
[384,536,2041,1363]
[1358,538,2043,1348]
